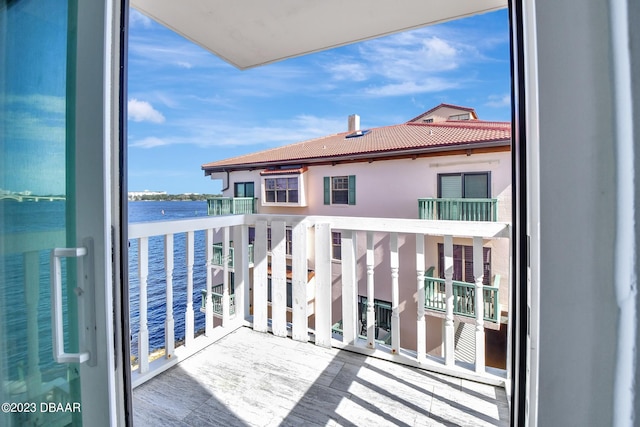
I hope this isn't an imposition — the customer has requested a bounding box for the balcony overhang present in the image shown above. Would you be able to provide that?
[130,0,507,70]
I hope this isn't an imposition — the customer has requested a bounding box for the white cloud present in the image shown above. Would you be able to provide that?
[130,137,170,148]
[128,99,165,123]
[364,79,459,97]
[129,10,153,29]
[176,61,193,69]
[326,62,368,81]
[486,94,511,108]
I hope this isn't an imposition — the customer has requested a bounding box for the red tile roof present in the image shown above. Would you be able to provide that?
[202,117,510,173]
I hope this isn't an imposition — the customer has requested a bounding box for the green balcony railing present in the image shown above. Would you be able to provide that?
[212,243,254,268]
[418,198,498,221]
[200,284,235,316]
[207,197,257,216]
[424,275,500,323]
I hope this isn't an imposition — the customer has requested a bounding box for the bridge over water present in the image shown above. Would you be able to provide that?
[0,194,65,202]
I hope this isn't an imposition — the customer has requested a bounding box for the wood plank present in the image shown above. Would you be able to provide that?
[253,220,269,333]
[314,223,332,347]
[271,220,287,337]
[291,221,308,342]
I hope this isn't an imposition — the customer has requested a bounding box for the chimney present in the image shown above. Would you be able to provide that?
[348,114,360,132]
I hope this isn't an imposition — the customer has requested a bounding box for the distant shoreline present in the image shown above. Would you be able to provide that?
[128,194,220,202]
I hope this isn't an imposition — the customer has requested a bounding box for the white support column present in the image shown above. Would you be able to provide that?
[234,224,249,324]
[138,237,149,374]
[184,231,195,346]
[24,251,42,398]
[444,235,455,366]
[314,223,332,348]
[204,229,213,336]
[390,233,400,354]
[341,230,358,345]
[271,220,287,337]
[164,234,175,358]
[222,227,231,327]
[253,220,269,332]
[473,236,485,373]
[416,234,426,364]
[366,231,375,349]
[291,222,308,342]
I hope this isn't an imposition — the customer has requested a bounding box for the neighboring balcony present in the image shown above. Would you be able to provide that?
[211,241,254,268]
[207,197,257,215]
[418,198,498,221]
[424,274,501,323]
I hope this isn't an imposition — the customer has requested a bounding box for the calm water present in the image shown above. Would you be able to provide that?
[128,201,209,355]
[0,199,209,378]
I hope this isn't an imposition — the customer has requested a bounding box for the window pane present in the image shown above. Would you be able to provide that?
[276,178,287,189]
[464,174,489,198]
[332,190,348,204]
[288,189,298,203]
[234,182,244,197]
[266,179,275,190]
[332,176,348,190]
[276,190,287,202]
[246,182,255,198]
[439,175,463,198]
[287,177,298,188]
[266,191,275,202]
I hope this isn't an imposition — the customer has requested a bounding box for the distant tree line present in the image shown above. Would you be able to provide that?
[130,193,221,201]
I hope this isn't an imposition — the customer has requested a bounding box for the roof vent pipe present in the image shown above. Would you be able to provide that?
[348,114,360,132]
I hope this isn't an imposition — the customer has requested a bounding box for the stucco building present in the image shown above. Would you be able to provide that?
[202,103,511,366]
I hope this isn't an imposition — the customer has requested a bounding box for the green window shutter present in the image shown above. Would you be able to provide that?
[348,175,356,205]
[324,176,330,205]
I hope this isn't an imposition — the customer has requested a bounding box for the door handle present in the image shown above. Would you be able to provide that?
[50,238,96,365]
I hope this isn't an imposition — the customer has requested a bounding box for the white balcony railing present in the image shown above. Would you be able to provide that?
[128,214,510,388]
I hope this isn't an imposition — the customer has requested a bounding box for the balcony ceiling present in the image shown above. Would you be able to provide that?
[130,0,507,70]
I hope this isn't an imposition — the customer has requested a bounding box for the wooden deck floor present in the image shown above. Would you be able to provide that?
[133,327,509,426]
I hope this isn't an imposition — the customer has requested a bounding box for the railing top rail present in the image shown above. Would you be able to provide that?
[426,276,500,291]
[129,213,509,240]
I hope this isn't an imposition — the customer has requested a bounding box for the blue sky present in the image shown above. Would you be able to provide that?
[127,8,511,195]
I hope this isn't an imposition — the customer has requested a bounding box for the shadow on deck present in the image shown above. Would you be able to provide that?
[133,327,509,426]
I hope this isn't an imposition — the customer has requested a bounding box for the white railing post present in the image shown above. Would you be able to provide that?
[138,237,149,373]
[234,224,249,324]
[341,230,358,345]
[416,234,426,363]
[473,236,485,373]
[390,233,400,354]
[253,220,268,332]
[314,223,332,348]
[204,229,213,336]
[291,221,308,342]
[164,234,175,358]
[184,231,195,346]
[271,220,287,338]
[366,231,375,349]
[24,251,42,397]
[444,235,455,366]
[222,227,230,327]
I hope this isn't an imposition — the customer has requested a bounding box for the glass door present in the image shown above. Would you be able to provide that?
[0,0,119,425]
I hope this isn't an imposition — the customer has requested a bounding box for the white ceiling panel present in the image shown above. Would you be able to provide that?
[130,0,507,70]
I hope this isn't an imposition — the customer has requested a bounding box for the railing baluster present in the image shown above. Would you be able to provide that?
[138,237,149,373]
[253,220,268,333]
[473,236,485,373]
[415,234,426,363]
[222,227,230,327]
[234,224,249,324]
[164,234,175,358]
[291,222,308,341]
[204,229,213,336]
[314,223,332,348]
[390,233,400,354]
[366,231,375,349]
[341,230,357,345]
[443,235,455,366]
[271,220,287,337]
[184,231,194,346]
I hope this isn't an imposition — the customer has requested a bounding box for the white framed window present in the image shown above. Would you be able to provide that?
[261,172,307,207]
[448,113,470,121]
[324,175,355,205]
